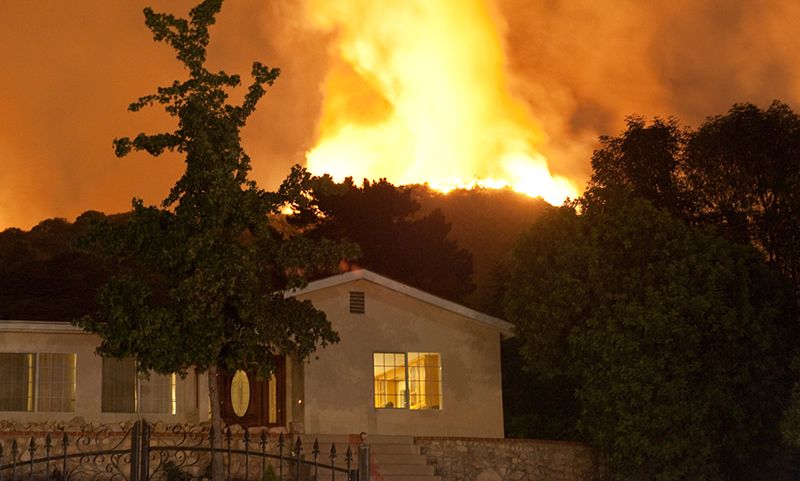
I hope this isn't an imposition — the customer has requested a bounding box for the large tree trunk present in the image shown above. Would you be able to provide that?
[208,364,225,481]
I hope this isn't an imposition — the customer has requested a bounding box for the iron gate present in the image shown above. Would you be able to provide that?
[0,421,367,481]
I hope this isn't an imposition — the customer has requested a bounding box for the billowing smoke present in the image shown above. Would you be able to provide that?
[495,0,800,181]
[1,0,799,229]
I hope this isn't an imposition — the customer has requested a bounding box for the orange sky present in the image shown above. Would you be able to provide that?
[2,0,800,230]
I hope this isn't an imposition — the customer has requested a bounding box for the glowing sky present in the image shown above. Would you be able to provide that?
[2,0,800,229]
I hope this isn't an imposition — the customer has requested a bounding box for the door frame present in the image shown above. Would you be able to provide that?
[218,357,286,428]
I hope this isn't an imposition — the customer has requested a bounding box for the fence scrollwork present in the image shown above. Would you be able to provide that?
[0,422,365,481]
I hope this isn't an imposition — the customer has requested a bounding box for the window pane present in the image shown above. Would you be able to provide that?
[268,374,277,424]
[37,353,77,412]
[140,372,176,414]
[0,353,34,411]
[373,352,407,408]
[102,358,136,413]
[408,353,441,410]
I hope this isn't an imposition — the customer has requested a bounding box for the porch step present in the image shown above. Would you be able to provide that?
[380,476,441,481]
[376,464,434,476]
[371,454,427,465]
[370,440,440,481]
[292,433,440,481]
[293,434,415,446]
[362,435,415,445]
[369,444,420,455]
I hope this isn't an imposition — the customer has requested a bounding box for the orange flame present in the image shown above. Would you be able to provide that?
[302,0,579,205]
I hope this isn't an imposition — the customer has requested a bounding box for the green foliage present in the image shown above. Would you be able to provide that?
[501,337,582,440]
[587,101,800,292]
[683,102,800,286]
[162,461,190,481]
[783,383,800,447]
[261,463,278,481]
[505,198,797,481]
[584,101,800,450]
[74,0,355,380]
[586,116,690,218]
[309,176,475,302]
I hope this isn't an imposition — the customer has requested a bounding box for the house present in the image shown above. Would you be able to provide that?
[0,269,513,438]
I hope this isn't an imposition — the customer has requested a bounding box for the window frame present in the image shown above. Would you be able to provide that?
[373,351,442,411]
[0,352,77,413]
[101,357,177,415]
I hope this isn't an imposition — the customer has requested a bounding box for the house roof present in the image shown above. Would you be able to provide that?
[287,269,515,338]
[0,319,84,333]
[3,271,515,339]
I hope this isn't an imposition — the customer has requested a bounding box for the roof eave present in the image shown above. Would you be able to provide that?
[287,269,515,338]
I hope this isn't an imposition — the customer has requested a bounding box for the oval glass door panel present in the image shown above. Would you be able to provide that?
[230,370,250,417]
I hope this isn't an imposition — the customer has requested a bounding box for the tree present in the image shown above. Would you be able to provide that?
[309,176,475,302]
[74,2,354,475]
[585,116,691,218]
[584,102,800,450]
[684,102,800,289]
[504,199,797,481]
[499,336,582,441]
[586,102,800,296]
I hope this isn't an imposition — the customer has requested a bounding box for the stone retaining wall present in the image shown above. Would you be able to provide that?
[415,437,597,481]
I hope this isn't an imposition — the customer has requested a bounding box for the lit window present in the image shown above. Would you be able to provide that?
[374,353,407,409]
[373,352,441,410]
[268,373,278,424]
[407,353,442,410]
[0,353,76,412]
[101,358,176,414]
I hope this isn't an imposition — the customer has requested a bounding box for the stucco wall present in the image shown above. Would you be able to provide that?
[296,279,506,437]
[416,437,597,481]
[0,321,202,424]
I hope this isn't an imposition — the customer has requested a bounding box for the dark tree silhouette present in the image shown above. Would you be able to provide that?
[310,176,475,302]
[684,102,800,287]
[74,3,354,473]
[586,116,690,217]
[504,198,797,481]
[0,212,114,320]
[586,101,800,294]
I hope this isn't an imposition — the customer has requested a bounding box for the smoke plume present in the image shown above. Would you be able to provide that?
[1,0,799,229]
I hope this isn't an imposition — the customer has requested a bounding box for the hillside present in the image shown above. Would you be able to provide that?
[0,189,552,319]
[411,186,552,312]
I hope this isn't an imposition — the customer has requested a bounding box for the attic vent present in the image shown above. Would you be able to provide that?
[350,291,365,314]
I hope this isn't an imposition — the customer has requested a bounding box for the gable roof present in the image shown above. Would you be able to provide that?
[287,269,515,338]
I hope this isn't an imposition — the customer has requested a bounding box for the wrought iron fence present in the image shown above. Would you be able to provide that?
[0,421,367,481]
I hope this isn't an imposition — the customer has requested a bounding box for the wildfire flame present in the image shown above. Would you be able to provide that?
[303,0,579,205]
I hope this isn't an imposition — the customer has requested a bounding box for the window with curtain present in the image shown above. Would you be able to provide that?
[101,357,175,414]
[37,353,77,412]
[0,352,76,412]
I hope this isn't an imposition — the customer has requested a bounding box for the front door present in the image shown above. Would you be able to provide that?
[219,357,285,428]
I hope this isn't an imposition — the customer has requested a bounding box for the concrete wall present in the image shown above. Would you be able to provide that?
[0,321,203,424]
[296,279,505,437]
[416,437,597,481]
